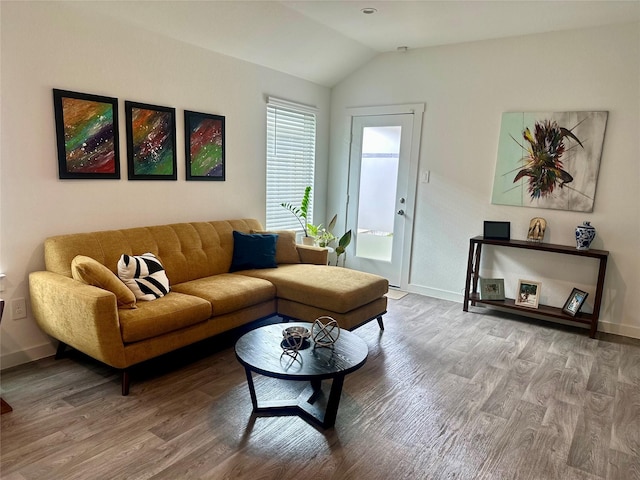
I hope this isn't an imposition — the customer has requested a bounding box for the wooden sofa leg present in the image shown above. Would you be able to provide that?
[55,341,68,359]
[121,370,130,396]
[377,316,384,330]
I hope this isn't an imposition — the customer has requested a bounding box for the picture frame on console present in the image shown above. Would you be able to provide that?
[562,288,588,317]
[53,89,120,179]
[514,279,541,309]
[479,278,505,301]
[125,101,177,180]
[184,110,225,181]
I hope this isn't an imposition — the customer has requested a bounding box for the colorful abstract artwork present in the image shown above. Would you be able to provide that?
[492,111,608,212]
[125,102,177,180]
[53,89,120,179]
[184,110,225,181]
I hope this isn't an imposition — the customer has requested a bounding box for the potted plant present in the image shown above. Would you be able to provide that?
[281,186,314,245]
[309,214,352,266]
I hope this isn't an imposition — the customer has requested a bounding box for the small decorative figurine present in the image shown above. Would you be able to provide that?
[312,316,341,347]
[527,217,547,242]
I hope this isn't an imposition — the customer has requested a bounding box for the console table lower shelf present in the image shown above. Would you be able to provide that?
[469,295,597,331]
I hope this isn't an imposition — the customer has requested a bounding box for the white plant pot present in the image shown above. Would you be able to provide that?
[301,236,315,246]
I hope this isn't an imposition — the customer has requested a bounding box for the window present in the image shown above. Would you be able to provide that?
[266,97,316,231]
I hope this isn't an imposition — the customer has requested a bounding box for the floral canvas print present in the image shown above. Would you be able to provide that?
[491,111,608,212]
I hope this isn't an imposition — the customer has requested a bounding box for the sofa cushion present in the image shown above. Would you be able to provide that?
[118,292,211,343]
[251,230,300,264]
[71,255,137,309]
[172,273,276,316]
[229,231,277,272]
[118,253,170,301]
[238,264,389,314]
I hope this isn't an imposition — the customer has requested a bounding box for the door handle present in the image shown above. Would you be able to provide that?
[397,209,405,216]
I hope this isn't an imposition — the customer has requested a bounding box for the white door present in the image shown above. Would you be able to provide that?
[345,112,418,287]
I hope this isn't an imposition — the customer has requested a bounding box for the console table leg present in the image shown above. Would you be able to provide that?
[463,240,477,311]
[589,321,598,339]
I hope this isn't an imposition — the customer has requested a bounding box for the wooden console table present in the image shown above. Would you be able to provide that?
[463,236,608,338]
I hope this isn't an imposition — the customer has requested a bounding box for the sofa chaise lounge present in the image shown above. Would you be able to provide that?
[29,219,388,395]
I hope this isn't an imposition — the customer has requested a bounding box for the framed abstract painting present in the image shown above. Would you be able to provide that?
[492,111,608,212]
[184,110,225,181]
[53,89,120,179]
[125,101,177,180]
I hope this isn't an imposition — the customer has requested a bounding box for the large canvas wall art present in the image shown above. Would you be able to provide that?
[53,89,120,179]
[184,110,225,181]
[125,101,177,180]
[491,111,608,212]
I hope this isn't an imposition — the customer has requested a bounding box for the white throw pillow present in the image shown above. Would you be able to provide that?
[117,253,170,301]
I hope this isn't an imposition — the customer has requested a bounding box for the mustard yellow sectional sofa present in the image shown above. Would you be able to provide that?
[29,219,388,395]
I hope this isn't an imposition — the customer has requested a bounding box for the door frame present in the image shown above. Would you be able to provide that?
[345,103,425,290]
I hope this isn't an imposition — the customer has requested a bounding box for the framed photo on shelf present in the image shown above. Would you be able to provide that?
[562,288,588,317]
[479,278,505,300]
[53,89,120,179]
[184,110,225,181]
[125,101,177,180]
[514,279,541,309]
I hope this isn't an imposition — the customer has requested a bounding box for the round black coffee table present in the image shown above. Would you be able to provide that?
[234,322,368,429]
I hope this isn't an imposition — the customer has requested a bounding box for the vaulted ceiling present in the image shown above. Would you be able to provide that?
[67,1,640,86]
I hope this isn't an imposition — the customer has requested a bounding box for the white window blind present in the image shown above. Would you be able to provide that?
[266,97,316,231]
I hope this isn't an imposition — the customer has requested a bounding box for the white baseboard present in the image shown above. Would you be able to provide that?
[405,283,464,303]
[1,342,55,370]
[406,283,640,340]
[597,321,640,339]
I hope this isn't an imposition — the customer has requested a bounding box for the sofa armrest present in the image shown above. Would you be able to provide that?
[296,245,329,265]
[29,271,127,368]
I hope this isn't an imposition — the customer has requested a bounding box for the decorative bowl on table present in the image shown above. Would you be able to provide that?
[282,326,310,338]
[281,326,311,352]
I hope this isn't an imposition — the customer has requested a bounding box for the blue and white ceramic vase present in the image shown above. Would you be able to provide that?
[575,221,596,250]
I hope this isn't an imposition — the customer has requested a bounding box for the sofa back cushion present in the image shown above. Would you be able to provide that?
[44,219,263,284]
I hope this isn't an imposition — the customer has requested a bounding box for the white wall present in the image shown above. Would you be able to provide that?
[0,2,330,368]
[329,22,640,338]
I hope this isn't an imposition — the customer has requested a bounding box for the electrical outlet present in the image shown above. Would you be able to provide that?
[12,298,27,320]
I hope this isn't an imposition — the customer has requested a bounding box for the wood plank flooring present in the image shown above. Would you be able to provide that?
[1,294,639,479]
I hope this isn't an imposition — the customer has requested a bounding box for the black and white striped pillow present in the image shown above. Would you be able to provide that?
[117,253,170,301]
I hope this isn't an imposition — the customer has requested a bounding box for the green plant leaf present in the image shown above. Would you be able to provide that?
[300,186,311,220]
[327,214,337,233]
[338,230,352,249]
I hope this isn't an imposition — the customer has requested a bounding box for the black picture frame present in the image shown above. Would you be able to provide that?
[184,110,225,181]
[125,101,177,180]
[483,221,510,240]
[53,89,120,179]
[562,288,588,317]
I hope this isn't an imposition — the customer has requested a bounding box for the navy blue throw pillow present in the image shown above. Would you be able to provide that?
[230,231,278,272]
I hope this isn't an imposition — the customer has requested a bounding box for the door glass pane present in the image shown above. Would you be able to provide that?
[356,126,400,261]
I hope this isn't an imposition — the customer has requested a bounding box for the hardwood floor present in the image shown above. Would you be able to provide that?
[1,294,639,479]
